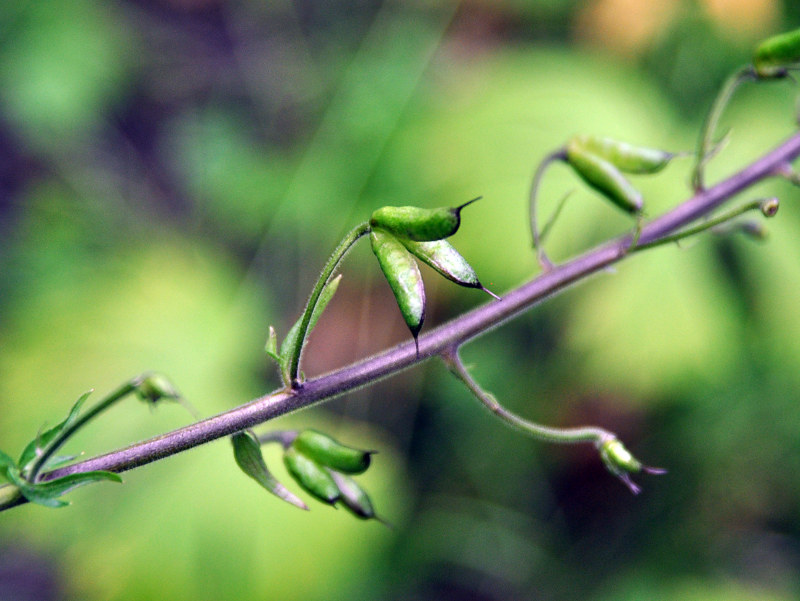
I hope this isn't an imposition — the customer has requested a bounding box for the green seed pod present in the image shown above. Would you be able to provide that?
[369,197,479,242]
[370,228,426,344]
[753,27,800,78]
[570,135,677,175]
[399,238,499,299]
[330,471,381,521]
[565,140,644,215]
[283,446,340,504]
[292,429,372,475]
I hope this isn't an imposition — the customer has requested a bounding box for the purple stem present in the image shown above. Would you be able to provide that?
[3,130,800,511]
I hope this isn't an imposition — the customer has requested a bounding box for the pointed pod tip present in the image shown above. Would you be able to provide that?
[455,196,482,215]
[480,285,501,300]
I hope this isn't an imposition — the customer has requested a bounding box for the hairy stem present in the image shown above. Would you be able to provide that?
[2,131,800,512]
[288,222,371,386]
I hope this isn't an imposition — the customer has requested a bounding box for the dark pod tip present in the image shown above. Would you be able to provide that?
[445,196,482,240]
[454,196,482,217]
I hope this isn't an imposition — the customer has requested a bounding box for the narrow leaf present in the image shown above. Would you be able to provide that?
[4,466,121,508]
[279,274,343,366]
[18,390,93,471]
[231,431,308,510]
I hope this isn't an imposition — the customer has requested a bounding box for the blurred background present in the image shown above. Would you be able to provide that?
[1,0,800,599]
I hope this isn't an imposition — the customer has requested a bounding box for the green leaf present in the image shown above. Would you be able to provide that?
[265,326,280,363]
[278,274,343,382]
[18,390,93,472]
[4,466,121,508]
[231,431,308,510]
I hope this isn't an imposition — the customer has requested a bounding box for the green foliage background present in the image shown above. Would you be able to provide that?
[1,1,800,599]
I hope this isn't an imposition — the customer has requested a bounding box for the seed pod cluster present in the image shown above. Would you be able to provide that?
[564,136,683,215]
[282,429,383,520]
[369,199,498,350]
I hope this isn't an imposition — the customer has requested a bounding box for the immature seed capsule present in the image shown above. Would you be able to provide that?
[283,446,340,504]
[292,429,372,475]
[369,197,479,242]
[370,228,426,344]
[330,471,380,521]
[565,140,644,215]
[570,135,677,175]
[399,238,499,298]
[753,27,800,78]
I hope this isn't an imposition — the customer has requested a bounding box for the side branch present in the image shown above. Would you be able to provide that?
[3,131,800,512]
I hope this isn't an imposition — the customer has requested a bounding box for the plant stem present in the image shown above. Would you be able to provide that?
[632,198,767,251]
[441,347,612,445]
[529,149,567,270]
[28,379,140,482]
[692,66,755,191]
[288,222,371,387]
[2,130,800,512]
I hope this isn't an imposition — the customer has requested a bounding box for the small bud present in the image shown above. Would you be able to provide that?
[598,437,666,495]
[135,373,181,404]
[759,197,779,217]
